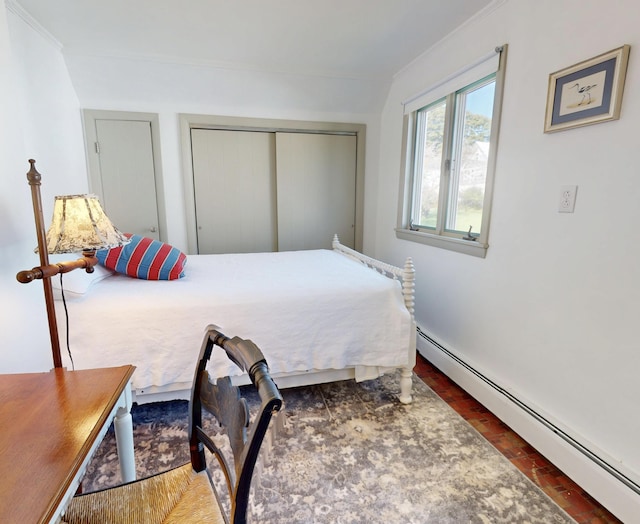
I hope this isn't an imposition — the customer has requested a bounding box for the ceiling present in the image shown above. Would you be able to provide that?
[14,0,494,80]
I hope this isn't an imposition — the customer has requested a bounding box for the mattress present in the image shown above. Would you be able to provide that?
[56,249,412,391]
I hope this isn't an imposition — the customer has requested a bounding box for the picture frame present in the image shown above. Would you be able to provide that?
[544,45,630,133]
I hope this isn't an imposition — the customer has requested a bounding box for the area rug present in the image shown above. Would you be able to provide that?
[82,373,575,523]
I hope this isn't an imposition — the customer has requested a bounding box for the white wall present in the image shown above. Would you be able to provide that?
[63,53,384,252]
[375,0,640,518]
[0,2,88,372]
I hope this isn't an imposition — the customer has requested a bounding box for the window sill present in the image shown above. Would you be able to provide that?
[395,228,488,258]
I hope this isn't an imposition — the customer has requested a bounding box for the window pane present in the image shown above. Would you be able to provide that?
[446,79,495,235]
[414,100,446,228]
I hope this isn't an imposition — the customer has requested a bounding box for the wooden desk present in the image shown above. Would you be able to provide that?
[0,365,136,523]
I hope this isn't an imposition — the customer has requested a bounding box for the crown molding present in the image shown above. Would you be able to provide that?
[5,0,62,51]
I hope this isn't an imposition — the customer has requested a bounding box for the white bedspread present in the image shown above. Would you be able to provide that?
[56,249,412,391]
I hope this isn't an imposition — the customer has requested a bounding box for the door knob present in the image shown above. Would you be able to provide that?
[150,226,157,233]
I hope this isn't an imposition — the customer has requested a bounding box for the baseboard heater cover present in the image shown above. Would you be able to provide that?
[416,326,640,496]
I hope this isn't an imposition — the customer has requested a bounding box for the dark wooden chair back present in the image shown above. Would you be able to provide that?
[189,325,283,524]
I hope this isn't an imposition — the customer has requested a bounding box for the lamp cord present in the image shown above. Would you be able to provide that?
[58,273,75,371]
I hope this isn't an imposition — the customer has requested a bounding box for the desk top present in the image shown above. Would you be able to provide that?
[0,365,135,523]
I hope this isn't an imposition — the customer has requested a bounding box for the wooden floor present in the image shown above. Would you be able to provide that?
[413,354,622,524]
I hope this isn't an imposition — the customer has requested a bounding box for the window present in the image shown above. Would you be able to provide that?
[397,46,507,257]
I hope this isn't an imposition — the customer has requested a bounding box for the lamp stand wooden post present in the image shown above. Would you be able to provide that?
[26,160,63,367]
[16,160,98,369]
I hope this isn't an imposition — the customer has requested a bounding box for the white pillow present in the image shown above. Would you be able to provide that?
[48,254,114,298]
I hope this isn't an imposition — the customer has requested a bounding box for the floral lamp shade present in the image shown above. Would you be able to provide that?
[44,194,129,254]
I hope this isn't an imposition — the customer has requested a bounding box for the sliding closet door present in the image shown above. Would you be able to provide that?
[276,132,357,251]
[191,129,277,254]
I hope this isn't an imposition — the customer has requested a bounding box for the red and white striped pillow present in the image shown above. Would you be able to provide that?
[96,234,187,280]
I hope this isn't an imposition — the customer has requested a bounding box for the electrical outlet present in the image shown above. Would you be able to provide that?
[558,185,577,213]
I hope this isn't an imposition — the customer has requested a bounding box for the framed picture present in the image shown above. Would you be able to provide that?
[544,45,630,133]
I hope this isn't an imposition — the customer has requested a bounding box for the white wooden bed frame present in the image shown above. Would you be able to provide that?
[133,235,416,404]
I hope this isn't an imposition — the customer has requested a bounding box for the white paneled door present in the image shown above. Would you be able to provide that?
[84,111,161,240]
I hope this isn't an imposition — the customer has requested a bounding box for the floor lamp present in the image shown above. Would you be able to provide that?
[16,159,129,368]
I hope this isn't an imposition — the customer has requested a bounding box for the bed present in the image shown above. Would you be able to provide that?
[54,236,416,404]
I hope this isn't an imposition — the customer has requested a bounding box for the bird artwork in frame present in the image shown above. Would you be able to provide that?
[544,45,630,133]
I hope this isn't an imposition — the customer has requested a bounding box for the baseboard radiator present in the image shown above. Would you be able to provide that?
[417,326,640,496]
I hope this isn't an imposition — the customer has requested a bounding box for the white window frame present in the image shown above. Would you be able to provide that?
[396,45,507,258]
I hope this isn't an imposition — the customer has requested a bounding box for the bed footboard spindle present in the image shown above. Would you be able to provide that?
[401,258,415,317]
[398,257,416,404]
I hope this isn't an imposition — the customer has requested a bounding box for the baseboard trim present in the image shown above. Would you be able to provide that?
[417,327,640,523]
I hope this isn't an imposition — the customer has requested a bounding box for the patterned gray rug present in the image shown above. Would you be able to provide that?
[83,373,575,523]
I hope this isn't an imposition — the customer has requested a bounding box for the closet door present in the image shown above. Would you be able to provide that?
[85,115,161,239]
[276,132,357,251]
[191,129,277,254]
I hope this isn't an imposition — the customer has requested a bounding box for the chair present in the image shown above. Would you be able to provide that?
[62,325,284,524]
